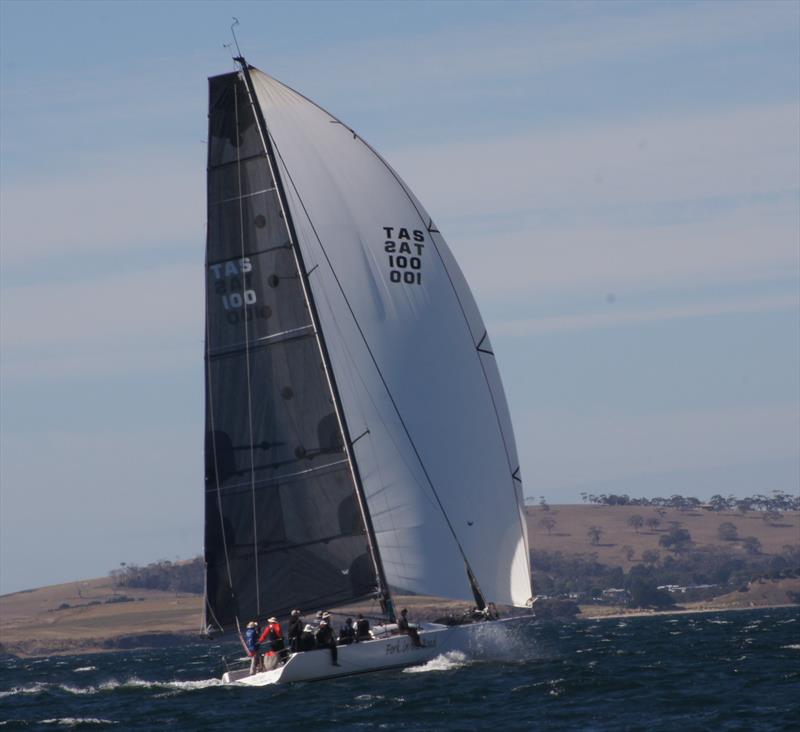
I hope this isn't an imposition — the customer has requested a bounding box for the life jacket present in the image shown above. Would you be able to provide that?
[244,627,259,656]
[259,622,283,655]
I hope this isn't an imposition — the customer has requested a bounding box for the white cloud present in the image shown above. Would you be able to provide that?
[287,0,796,106]
[492,294,799,337]
[1,262,204,379]
[520,403,800,494]
[393,102,798,219]
[0,150,205,264]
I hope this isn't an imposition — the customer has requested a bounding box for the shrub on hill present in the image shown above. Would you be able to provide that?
[110,558,203,594]
[579,490,799,512]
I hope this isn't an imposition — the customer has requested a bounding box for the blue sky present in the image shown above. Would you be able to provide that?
[1,0,798,594]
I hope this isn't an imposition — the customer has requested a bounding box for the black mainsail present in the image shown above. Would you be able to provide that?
[203,68,382,632]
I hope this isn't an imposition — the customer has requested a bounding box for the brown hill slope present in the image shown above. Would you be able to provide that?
[525,505,798,569]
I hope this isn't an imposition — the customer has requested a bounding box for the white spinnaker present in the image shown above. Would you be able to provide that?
[251,70,531,607]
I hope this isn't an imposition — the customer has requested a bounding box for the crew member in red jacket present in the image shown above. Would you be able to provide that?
[259,616,288,663]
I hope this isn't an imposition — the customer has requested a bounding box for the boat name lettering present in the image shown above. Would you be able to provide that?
[384,636,437,655]
[383,227,424,286]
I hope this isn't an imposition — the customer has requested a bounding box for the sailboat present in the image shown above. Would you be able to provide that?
[203,56,533,685]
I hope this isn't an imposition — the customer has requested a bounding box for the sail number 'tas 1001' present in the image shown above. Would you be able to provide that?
[384,226,425,285]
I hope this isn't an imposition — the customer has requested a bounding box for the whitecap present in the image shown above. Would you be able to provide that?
[782,644,800,650]
[41,719,117,727]
[59,684,98,695]
[0,683,48,698]
[403,650,469,673]
[73,667,97,673]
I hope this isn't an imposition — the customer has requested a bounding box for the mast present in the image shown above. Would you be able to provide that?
[234,57,396,622]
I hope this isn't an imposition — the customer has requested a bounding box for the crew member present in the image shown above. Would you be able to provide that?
[287,609,303,652]
[355,613,371,641]
[259,616,288,663]
[315,618,340,666]
[338,617,355,645]
[300,624,317,651]
[397,608,422,647]
[245,620,264,675]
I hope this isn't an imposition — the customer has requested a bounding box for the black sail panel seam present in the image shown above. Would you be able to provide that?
[207,326,315,359]
[207,243,291,268]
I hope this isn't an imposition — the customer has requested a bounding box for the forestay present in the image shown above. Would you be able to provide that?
[249,69,532,608]
[203,72,378,632]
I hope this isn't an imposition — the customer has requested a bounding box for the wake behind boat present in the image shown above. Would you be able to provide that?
[203,55,533,685]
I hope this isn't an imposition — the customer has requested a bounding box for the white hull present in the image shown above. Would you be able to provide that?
[223,616,528,685]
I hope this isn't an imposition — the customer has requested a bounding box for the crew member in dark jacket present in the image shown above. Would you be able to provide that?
[397,608,422,647]
[300,624,317,652]
[315,619,340,666]
[287,609,303,653]
[338,617,355,645]
[355,613,371,641]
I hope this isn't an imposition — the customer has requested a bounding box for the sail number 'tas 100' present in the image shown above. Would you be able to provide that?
[209,258,269,325]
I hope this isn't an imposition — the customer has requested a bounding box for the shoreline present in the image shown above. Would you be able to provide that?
[2,602,796,659]
[578,602,798,621]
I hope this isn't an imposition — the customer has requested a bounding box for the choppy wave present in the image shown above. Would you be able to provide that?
[41,719,118,727]
[0,677,222,699]
[2,607,798,731]
[403,650,469,673]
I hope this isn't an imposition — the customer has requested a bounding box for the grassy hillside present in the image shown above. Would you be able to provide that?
[525,505,798,569]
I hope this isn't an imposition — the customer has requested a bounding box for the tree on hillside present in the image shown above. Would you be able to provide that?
[627,514,644,533]
[709,494,730,512]
[621,545,635,561]
[645,516,661,532]
[587,525,604,546]
[762,510,783,526]
[539,496,550,512]
[742,536,762,555]
[539,515,557,535]
[659,526,692,554]
[641,549,660,564]
[717,522,739,542]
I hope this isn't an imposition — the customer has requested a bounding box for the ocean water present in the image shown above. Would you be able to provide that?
[1,607,798,731]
